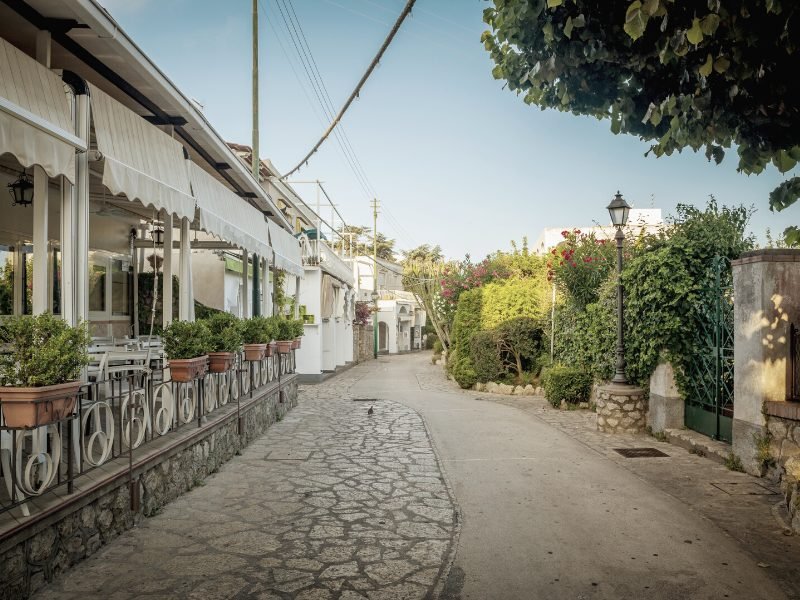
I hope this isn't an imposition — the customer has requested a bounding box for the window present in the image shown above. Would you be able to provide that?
[111,259,130,316]
[89,262,106,312]
[0,245,13,315]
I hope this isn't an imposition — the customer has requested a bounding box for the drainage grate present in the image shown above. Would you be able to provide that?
[352,398,379,402]
[614,447,670,458]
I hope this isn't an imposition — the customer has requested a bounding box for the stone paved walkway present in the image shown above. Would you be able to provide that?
[34,368,457,600]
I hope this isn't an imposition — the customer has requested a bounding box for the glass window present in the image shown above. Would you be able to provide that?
[52,248,61,316]
[89,261,106,313]
[0,245,13,315]
[111,259,130,316]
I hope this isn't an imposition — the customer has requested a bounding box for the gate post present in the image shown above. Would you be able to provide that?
[732,249,800,475]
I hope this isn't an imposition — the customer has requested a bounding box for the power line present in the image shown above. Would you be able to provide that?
[283,0,417,178]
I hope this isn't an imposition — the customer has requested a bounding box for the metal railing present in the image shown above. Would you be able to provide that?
[0,349,296,518]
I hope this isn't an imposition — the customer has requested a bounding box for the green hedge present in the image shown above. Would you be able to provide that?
[469,330,504,383]
[542,365,593,408]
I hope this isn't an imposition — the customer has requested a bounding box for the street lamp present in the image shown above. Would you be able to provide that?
[607,191,631,384]
[150,224,165,246]
[7,169,34,207]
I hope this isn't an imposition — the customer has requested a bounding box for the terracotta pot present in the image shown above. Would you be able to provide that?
[169,355,208,382]
[0,380,82,429]
[276,340,294,354]
[208,352,236,373]
[243,343,267,362]
[265,341,277,357]
[291,339,301,350]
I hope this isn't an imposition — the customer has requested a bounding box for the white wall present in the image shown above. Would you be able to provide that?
[295,267,322,375]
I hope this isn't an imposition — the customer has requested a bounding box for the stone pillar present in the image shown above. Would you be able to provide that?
[647,362,684,433]
[596,383,647,433]
[732,249,800,475]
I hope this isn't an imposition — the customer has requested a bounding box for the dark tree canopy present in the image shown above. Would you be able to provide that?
[483,0,799,241]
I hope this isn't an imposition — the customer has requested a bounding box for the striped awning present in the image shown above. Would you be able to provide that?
[268,221,304,278]
[189,161,270,257]
[89,82,196,221]
[0,37,83,182]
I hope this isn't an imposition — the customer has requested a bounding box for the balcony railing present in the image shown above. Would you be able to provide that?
[0,349,296,518]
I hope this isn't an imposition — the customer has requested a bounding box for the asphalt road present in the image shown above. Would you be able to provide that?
[352,353,788,600]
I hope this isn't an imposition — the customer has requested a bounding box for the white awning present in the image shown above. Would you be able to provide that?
[0,37,83,182]
[189,161,270,257]
[268,221,304,278]
[88,82,195,221]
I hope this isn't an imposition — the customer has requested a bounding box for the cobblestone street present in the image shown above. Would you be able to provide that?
[34,367,457,600]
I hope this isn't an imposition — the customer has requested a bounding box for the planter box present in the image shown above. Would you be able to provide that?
[243,343,267,362]
[0,380,82,429]
[208,352,236,373]
[291,338,301,350]
[169,355,208,382]
[276,340,294,354]
[266,341,277,357]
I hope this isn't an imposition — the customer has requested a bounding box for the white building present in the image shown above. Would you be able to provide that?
[534,208,665,255]
[347,256,427,354]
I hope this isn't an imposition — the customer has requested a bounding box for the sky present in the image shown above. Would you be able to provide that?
[99,0,797,259]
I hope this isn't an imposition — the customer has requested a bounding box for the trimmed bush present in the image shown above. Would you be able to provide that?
[163,320,212,360]
[469,330,504,383]
[542,365,592,408]
[494,317,543,382]
[204,312,243,353]
[242,316,274,344]
[451,357,477,390]
[274,317,294,341]
[0,313,91,387]
[432,339,444,355]
[480,277,548,330]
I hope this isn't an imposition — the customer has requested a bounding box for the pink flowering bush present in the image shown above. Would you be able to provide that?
[548,229,616,309]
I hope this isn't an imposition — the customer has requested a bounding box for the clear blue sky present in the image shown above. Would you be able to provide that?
[101,0,797,259]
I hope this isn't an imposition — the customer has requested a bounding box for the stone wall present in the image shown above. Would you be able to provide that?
[0,379,298,599]
[761,405,800,532]
[353,324,374,363]
[647,362,684,433]
[596,383,647,433]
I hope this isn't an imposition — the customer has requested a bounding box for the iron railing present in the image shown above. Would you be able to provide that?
[790,323,799,402]
[0,349,296,518]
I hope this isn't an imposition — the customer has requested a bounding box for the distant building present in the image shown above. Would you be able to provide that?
[347,256,427,353]
[534,209,665,255]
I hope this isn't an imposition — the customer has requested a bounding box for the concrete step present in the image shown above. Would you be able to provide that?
[663,428,731,465]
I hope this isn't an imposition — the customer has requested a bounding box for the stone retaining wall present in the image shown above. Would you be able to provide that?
[0,378,298,599]
[353,324,374,363]
[474,381,543,396]
[596,383,647,434]
[761,408,800,532]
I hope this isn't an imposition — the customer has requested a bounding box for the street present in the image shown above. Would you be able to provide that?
[36,352,798,600]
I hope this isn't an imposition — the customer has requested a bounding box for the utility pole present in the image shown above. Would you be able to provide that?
[251,0,261,316]
[371,198,380,359]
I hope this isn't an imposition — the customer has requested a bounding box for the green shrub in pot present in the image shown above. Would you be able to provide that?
[0,313,90,428]
[242,316,272,345]
[162,320,211,360]
[204,312,244,353]
[275,318,294,341]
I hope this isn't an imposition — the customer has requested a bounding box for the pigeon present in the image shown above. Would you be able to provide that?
[367,406,374,415]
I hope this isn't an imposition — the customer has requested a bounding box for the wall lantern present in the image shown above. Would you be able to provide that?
[151,224,165,245]
[7,169,34,207]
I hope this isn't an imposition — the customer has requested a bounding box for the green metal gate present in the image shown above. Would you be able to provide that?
[684,256,734,442]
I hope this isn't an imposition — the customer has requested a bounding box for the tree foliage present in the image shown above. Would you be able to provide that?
[337,225,397,261]
[483,0,800,237]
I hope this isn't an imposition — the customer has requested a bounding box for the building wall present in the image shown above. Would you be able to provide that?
[192,251,225,311]
[295,268,322,376]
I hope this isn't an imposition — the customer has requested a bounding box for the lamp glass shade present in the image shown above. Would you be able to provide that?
[151,227,164,245]
[8,171,34,207]
[607,192,631,227]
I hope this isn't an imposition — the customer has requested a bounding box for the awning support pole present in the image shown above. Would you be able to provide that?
[162,211,173,329]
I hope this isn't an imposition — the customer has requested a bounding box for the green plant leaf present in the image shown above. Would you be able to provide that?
[699,53,713,77]
[784,226,800,247]
[624,1,647,41]
[686,18,704,45]
[773,150,798,173]
[700,14,720,35]
[713,56,730,73]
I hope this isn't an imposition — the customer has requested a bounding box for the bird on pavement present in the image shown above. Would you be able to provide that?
[367,406,374,415]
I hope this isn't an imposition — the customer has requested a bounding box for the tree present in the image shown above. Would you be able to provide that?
[403,258,453,349]
[401,244,444,263]
[482,1,800,243]
[337,225,396,261]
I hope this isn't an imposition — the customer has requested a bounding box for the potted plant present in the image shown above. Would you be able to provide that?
[264,316,279,357]
[242,316,271,361]
[291,319,304,349]
[275,318,295,354]
[163,320,211,382]
[0,313,90,428]
[204,312,243,373]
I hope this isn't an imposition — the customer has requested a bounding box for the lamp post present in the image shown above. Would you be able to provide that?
[607,191,631,385]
